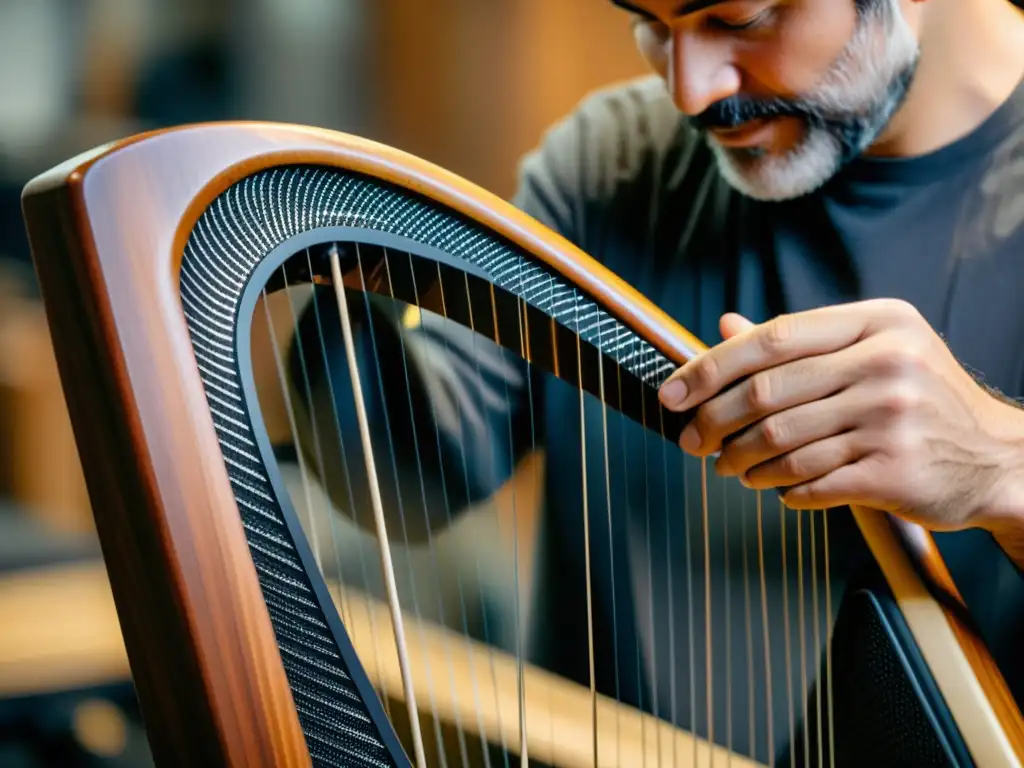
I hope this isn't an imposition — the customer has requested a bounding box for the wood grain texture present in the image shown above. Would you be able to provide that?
[19,122,1024,766]
[22,130,314,767]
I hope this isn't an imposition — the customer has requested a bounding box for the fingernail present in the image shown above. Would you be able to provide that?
[680,423,701,452]
[660,379,688,409]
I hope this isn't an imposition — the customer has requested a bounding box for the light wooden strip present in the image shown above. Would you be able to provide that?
[853,508,1023,768]
[330,582,766,768]
[0,561,765,767]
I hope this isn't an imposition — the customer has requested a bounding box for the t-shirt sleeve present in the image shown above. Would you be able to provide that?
[510,75,690,266]
[510,82,626,252]
[511,106,588,243]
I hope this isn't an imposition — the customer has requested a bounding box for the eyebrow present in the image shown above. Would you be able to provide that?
[610,0,730,18]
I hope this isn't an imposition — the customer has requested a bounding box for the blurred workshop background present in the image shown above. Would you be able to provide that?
[0,1,648,765]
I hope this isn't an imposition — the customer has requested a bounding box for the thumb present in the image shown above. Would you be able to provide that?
[720,312,756,340]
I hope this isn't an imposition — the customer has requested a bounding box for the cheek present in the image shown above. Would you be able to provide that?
[736,7,858,97]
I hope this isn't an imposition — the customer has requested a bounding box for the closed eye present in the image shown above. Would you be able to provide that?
[706,8,774,32]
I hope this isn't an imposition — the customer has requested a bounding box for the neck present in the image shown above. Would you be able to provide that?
[866,0,1024,158]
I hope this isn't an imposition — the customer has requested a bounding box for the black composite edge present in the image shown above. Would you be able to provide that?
[177,164,694,765]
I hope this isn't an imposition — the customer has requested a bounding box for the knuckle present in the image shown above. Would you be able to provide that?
[879,382,921,418]
[875,297,922,324]
[760,415,788,451]
[871,341,925,379]
[689,354,719,393]
[894,299,923,322]
[747,372,774,413]
[779,452,808,480]
[762,315,793,352]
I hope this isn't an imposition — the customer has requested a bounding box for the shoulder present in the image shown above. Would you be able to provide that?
[540,74,691,172]
[511,75,714,248]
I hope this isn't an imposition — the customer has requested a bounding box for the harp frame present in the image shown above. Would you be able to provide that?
[19,122,1024,767]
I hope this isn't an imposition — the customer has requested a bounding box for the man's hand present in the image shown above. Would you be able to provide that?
[658,299,1024,534]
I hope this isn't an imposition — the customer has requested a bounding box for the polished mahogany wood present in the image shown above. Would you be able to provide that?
[20,122,1024,766]
[22,129,315,767]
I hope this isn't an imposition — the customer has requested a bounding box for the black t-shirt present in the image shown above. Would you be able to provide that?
[506,73,1024,762]
[297,71,1024,765]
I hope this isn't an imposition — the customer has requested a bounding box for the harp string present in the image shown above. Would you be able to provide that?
[627,338,648,768]
[757,491,775,768]
[572,288,600,766]
[424,261,502,768]
[276,263,401,746]
[681,440,699,767]
[824,513,835,768]
[639,343,658,768]
[301,266,394,723]
[502,259,529,767]
[457,267,515,766]
[810,514,822,768]
[742,489,756,760]
[701,455,714,760]
[262,281,324,578]
[797,510,809,764]
[658,408,678,768]
[328,245,430,768]
[593,291,624,767]
[780,499,795,768]
[293,255,350,631]
[725,477,733,767]
[256,241,846,767]
[378,246,474,767]
[536,272,561,762]
[352,244,454,766]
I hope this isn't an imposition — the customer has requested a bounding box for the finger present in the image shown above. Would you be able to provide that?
[737,431,868,492]
[659,304,879,413]
[659,314,754,418]
[780,456,885,510]
[720,312,756,340]
[713,384,864,474]
[687,347,861,457]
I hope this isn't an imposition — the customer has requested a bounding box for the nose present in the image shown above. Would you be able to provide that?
[667,28,741,117]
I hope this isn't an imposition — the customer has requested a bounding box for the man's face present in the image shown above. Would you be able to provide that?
[616,0,921,200]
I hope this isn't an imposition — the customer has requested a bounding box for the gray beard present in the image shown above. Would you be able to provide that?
[710,0,921,201]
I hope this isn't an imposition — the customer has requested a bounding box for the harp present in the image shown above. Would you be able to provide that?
[19,122,1024,768]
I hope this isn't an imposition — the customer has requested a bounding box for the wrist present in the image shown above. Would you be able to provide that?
[980,452,1024,527]
[976,407,1024,570]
